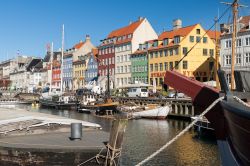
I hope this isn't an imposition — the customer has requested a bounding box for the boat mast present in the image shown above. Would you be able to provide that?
[221,0,247,90]
[50,42,53,93]
[231,0,238,90]
[214,17,220,89]
[60,24,64,93]
[107,57,110,98]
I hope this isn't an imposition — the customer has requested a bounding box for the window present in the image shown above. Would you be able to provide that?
[154,63,158,71]
[124,55,127,62]
[159,63,163,71]
[175,61,179,69]
[120,55,123,62]
[128,34,132,38]
[159,51,163,57]
[190,36,194,42]
[237,39,242,47]
[203,49,208,56]
[225,55,231,65]
[164,50,168,56]
[120,66,123,73]
[174,48,179,55]
[209,49,214,56]
[150,64,153,72]
[246,53,250,63]
[246,37,250,46]
[163,38,168,46]
[164,62,168,70]
[196,36,201,43]
[183,61,188,69]
[128,65,131,72]
[203,37,207,43]
[196,29,200,34]
[236,54,241,64]
[174,36,180,44]
[183,47,188,55]
[125,66,127,73]
[154,52,158,58]
[169,62,173,69]
[150,52,153,59]
[226,40,232,48]
[153,41,158,47]
[169,49,173,56]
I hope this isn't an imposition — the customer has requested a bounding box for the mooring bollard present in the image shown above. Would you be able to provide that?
[70,123,82,140]
[104,115,128,166]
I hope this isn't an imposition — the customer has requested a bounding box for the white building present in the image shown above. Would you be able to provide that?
[112,17,158,87]
[220,15,250,83]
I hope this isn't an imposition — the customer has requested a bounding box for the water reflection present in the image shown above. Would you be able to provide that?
[15,105,220,165]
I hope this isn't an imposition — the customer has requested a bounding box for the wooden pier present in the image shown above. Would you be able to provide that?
[112,97,195,119]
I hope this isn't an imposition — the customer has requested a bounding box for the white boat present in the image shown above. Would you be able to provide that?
[120,104,171,119]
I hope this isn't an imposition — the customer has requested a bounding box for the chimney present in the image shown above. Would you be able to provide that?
[173,19,182,30]
[138,16,143,21]
[85,35,90,41]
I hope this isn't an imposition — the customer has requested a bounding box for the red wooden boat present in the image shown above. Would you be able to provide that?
[164,70,250,166]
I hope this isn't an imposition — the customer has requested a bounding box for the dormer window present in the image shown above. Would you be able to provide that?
[163,38,169,46]
[118,37,122,41]
[196,29,200,34]
[128,34,132,38]
[153,41,158,47]
[139,44,143,50]
[174,36,180,44]
[122,36,126,40]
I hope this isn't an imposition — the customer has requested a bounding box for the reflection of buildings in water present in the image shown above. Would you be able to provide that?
[167,119,219,165]
[168,119,189,130]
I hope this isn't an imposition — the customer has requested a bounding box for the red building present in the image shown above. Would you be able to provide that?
[97,38,115,91]
[51,52,62,89]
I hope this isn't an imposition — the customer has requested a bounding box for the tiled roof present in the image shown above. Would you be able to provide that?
[158,24,197,40]
[74,41,85,49]
[107,19,144,38]
[206,30,221,39]
[239,15,250,26]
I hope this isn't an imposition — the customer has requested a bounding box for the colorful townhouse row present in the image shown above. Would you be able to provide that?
[0,15,249,92]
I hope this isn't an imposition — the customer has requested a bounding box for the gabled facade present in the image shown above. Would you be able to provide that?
[51,52,62,89]
[140,19,220,90]
[114,17,157,88]
[220,15,250,84]
[85,48,98,84]
[72,35,95,90]
[63,53,73,91]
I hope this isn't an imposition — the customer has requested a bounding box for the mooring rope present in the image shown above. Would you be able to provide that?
[135,96,225,166]
[233,96,250,107]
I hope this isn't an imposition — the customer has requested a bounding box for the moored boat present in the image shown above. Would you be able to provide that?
[119,104,171,119]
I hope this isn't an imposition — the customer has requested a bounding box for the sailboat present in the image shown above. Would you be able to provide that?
[39,25,79,110]
[164,1,250,165]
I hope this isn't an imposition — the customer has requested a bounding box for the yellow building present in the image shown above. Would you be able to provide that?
[147,19,220,90]
[70,35,95,90]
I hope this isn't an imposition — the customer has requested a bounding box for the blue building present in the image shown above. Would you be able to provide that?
[63,53,73,91]
[85,49,98,84]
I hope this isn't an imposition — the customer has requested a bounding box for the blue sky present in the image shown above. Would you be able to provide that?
[0,0,249,61]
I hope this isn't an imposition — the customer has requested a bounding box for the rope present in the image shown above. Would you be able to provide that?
[233,96,250,107]
[135,96,225,166]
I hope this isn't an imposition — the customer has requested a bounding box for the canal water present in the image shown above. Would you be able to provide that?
[16,104,220,166]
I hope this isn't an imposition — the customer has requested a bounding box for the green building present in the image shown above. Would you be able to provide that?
[131,49,148,84]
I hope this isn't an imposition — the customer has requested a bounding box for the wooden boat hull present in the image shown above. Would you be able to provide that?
[39,99,78,110]
[131,106,170,119]
[220,99,250,166]
[164,70,250,166]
